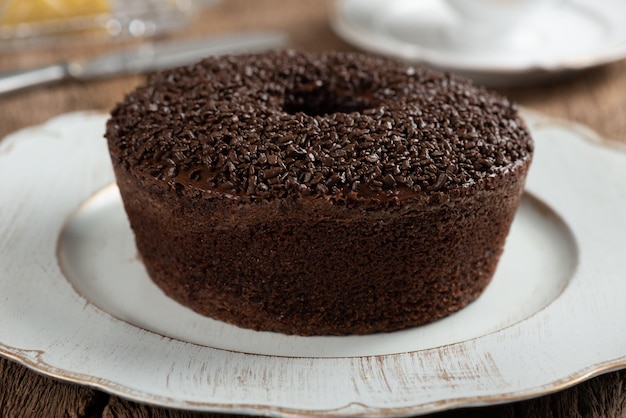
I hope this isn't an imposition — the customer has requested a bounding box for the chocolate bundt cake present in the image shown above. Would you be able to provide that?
[105,50,533,336]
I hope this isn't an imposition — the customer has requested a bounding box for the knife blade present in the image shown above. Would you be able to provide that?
[0,31,288,96]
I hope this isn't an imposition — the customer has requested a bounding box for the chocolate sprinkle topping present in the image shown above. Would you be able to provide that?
[106,50,533,201]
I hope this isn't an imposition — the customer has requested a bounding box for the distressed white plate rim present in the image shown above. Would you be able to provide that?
[1,110,625,416]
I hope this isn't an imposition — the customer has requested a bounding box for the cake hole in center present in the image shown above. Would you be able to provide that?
[283,87,377,117]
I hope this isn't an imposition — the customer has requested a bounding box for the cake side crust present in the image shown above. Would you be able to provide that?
[112,158,530,336]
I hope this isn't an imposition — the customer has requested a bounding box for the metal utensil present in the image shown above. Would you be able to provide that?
[0,31,288,96]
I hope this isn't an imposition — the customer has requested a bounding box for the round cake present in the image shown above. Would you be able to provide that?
[105,50,533,336]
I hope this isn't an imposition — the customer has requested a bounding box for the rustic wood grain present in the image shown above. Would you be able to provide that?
[500,60,626,143]
[0,356,107,418]
[1,0,625,417]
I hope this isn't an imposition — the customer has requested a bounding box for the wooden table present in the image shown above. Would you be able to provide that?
[1,1,625,417]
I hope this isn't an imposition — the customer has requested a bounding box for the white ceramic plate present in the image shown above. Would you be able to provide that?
[331,0,626,86]
[1,110,625,416]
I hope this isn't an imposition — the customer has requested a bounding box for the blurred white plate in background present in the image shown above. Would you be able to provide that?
[331,0,626,86]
